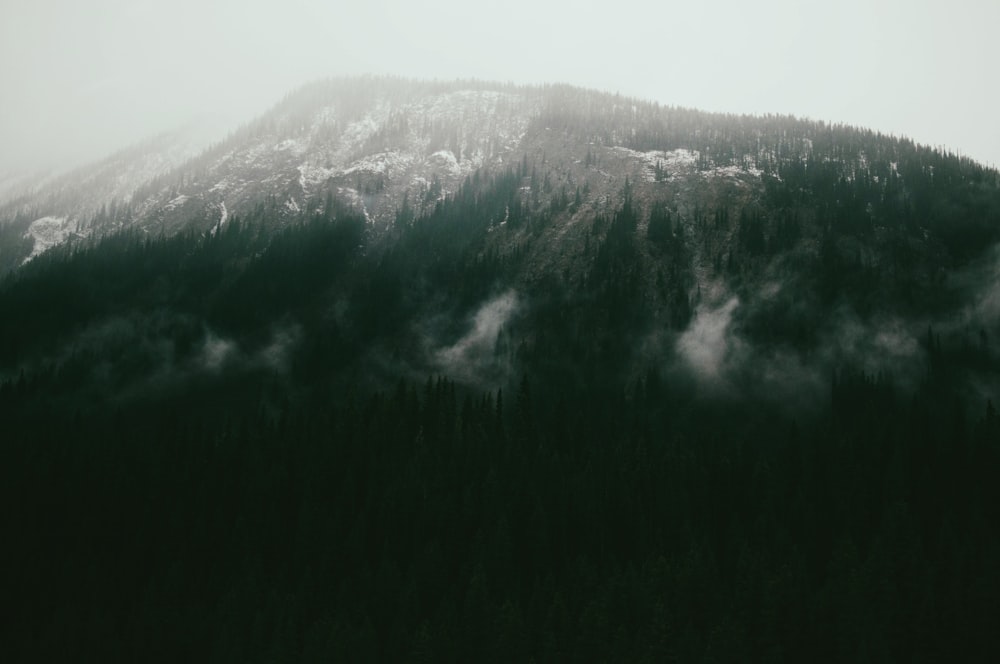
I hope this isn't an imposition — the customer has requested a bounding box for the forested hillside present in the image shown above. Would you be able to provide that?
[3,78,1000,661]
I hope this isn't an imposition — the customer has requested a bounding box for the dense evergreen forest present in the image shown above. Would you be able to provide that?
[3,80,1000,660]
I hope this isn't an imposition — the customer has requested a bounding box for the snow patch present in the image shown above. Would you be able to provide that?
[429,150,462,176]
[613,147,699,182]
[614,147,763,183]
[298,163,339,192]
[164,194,188,211]
[343,150,414,177]
[209,177,231,193]
[22,216,74,263]
[709,162,764,180]
[274,138,306,153]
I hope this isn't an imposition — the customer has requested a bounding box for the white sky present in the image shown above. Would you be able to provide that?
[1,0,997,173]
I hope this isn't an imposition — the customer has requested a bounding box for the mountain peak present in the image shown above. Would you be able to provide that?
[1,76,997,274]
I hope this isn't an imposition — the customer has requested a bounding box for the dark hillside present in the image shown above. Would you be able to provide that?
[2,78,1000,661]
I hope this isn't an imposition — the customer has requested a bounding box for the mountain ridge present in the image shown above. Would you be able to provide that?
[3,76,997,271]
[3,75,1000,402]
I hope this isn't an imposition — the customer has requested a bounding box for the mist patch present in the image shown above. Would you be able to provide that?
[436,290,518,384]
[256,325,301,372]
[201,334,236,372]
[677,297,740,389]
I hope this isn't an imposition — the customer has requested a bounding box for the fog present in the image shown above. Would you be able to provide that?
[436,290,519,385]
[677,296,740,390]
[1,0,998,175]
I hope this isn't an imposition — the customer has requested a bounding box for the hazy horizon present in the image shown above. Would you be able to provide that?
[2,0,998,174]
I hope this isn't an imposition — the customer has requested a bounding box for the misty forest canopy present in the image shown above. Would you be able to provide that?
[2,77,1000,661]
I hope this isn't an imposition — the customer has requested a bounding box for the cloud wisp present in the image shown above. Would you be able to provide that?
[435,290,518,385]
[676,296,741,393]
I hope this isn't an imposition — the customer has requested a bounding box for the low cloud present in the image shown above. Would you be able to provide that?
[199,324,300,374]
[256,325,301,372]
[676,296,741,392]
[201,333,236,372]
[436,290,518,384]
[671,289,930,410]
[15,312,304,405]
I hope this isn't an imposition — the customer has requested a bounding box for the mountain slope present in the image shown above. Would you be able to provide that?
[3,77,1000,660]
[3,77,1000,401]
[0,120,224,272]
[5,76,998,288]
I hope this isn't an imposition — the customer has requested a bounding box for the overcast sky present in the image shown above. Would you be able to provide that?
[1,0,997,173]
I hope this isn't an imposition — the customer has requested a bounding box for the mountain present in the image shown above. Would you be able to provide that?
[4,76,1000,400]
[0,78,537,269]
[3,76,1000,661]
